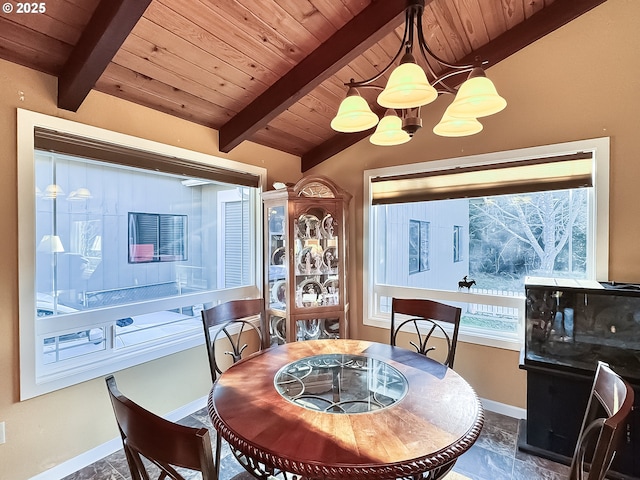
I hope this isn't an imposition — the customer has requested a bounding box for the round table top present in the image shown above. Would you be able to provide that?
[208,339,484,480]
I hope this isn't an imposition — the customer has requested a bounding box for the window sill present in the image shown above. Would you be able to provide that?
[363,316,522,352]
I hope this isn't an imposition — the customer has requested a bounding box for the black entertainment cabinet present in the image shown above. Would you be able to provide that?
[519,278,640,480]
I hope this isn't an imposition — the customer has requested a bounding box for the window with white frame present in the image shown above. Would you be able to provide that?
[364,138,609,350]
[128,212,188,263]
[453,225,462,263]
[409,220,429,274]
[18,110,265,399]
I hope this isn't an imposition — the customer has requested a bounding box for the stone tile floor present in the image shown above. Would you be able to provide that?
[61,409,569,480]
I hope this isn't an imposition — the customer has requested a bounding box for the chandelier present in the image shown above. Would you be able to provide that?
[330,0,507,146]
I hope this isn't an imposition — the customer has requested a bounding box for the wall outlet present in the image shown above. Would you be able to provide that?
[0,421,5,444]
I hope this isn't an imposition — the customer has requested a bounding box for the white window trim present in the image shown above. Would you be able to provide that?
[17,109,267,399]
[363,137,610,351]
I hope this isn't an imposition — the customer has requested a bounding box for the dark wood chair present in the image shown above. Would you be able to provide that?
[105,375,218,480]
[201,299,275,478]
[201,298,265,382]
[569,361,634,480]
[390,297,462,368]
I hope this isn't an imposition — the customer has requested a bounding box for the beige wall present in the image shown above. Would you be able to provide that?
[309,0,640,411]
[1,0,638,478]
[0,60,300,479]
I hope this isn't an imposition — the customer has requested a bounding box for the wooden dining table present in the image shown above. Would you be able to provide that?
[207,339,484,480]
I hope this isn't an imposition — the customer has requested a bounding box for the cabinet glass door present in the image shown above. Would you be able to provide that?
[292,205,341,340]
[267,205,286,345]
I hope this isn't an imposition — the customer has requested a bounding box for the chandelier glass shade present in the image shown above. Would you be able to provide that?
[446,67,507,118]
[377,54,438,109]
[432,108,484,137]
[370,112,411,146]
[331,0,506,146]
[330,87,379,133]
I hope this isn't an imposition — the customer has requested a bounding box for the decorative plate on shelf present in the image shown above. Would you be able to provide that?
[297,214,321,240]
[322,246,338,270]
[270,316,286,344]
[297,244,323,274]
[298,319,322,340]
[323,278,339,293]
[322,318,340,338]
[323,278,339,306]
[271,280,287,304]
[298,278,325,306]
[271,247,286,266]
[320,214,335,239]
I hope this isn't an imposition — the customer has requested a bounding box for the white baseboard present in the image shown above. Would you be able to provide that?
[481,397,526,419]
[29,395,208,480]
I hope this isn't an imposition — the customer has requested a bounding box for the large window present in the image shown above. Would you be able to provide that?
[18,110,266,399]
[364,138,609,349]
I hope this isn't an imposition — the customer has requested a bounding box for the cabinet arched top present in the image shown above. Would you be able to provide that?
[293,176,352,203]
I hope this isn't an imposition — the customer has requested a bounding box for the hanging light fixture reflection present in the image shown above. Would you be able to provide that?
[42,184,65,199]
[67,187,93,201]
[37,234,65,253]
[330,0,506,145]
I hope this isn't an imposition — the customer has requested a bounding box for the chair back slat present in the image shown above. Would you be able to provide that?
[201,298,265,382]
[390,298,462,368]
[569,361,634,480]
[203,298,264,326]
[105,375,218,480]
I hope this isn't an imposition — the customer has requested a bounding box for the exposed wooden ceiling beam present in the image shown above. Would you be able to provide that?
[58,0,152,111]
[218,0,414,154]
[302,130,372,171]
[301,0,608,172]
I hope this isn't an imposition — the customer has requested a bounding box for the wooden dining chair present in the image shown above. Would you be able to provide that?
[201,298,265,382]
[201,299,278,479]
[569,361,634,480]
[390,297,462,368]
[105,375,218,480]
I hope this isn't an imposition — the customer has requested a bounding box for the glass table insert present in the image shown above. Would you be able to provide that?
[274,353,408,413]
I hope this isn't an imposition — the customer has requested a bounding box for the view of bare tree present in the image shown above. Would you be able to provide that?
[469,190,587,282]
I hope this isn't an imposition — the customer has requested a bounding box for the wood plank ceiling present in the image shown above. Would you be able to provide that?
[0,0,607,171]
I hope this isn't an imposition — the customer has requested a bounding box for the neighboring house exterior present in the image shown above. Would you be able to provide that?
[35,151,250,314]
[376,200,469,291]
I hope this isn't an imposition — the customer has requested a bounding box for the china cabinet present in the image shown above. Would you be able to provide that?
[262,176,351,344]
